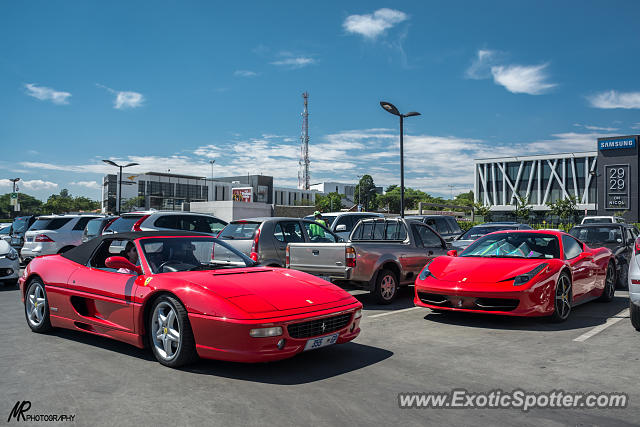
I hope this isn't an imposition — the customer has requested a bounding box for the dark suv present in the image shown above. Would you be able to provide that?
[405,215,463,242]
[9,215,38,255]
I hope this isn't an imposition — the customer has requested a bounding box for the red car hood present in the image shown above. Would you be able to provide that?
[184,267,353,311]
[428,256,550,283]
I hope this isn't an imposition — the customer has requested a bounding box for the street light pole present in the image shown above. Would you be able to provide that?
[102,160,139,214]
[380,102,421,218]
[357,175,362,212]
[209,160,215,201]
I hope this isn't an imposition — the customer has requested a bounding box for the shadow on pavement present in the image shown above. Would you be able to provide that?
[186,342,393,385]
[351,286,415,311]
[421,294,630,332]
[0,284,20,292]
[50,328,155,361]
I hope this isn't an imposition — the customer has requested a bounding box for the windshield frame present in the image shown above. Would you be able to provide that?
[136,236,258,274]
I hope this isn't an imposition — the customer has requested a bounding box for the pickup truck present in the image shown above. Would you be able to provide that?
[286,217,449,303]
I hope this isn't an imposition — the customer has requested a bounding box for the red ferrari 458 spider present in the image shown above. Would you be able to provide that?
[19,232,362,367]
[414,230,615,322]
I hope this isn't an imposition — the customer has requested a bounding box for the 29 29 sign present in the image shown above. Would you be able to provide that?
[605,164,630,210]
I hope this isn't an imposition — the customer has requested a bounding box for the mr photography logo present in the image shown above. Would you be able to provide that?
[7,401,76,423]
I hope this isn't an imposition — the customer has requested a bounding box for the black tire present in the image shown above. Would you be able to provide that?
[550,273,572,322]
[24,278,53,333]
[616,261,629,290]
[371,269,398,304]
[148,295,197,368]
[630,301,640,332]
[598,262,616,302]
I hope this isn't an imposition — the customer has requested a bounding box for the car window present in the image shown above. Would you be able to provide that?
[12,217,30,233]
[219,222,260,240]
[433,218,451,235]
[277,221,304,243]
[626,228,634,244]
[73,216,98,231]
[384,222,408,241]
[569,226,622,245]
[562,235,583,260]
[105,215,144,233]
[154,215,178,229]
[447,218,462,233]
[334,215,353,231]
[202,216,226,234]
[89,239,132,270]
[85,218,105,236]
[29,218,73,231]
[302,222,338,243]
[414,225,442,247]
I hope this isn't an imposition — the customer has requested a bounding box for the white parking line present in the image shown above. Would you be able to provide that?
[367,306,422,319]
[573,308,630,342]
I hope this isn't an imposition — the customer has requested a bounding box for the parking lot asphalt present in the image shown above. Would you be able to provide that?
[1,279,639,426]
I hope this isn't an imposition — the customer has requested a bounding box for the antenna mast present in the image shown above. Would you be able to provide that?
[298,92,310,190]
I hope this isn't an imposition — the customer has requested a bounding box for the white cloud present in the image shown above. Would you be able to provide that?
[574,123,619,132]
[70,181,101,190]
[587,90,640,109]
[24,83,71,105]
[343,8,408,39]
[270,57,316,68]
[0,179,59,191]
[490,63,556,95]
[97,84,145,109]
[465,49,497,79]
[631,122,640,130]
[234,70,259,77]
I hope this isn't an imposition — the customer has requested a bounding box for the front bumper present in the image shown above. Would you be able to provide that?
[414,277,557,317]
[188,303,362,362]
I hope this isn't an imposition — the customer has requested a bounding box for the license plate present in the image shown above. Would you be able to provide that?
[304,333,339,351]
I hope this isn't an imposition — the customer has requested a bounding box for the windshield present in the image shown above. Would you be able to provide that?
[218,222,260,240]
[105,216,142,233]
[583,218,613,224]
[569,226,622,244]
[12,217,30,233]
[0,226,9,235]
[461,233,560,259]
[139,237,256,273]
[460,226,515,240]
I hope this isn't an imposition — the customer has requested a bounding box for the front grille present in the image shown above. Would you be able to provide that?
[287,313,352,339]
[418,292,519,312]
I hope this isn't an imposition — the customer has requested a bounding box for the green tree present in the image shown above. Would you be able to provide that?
[0,193,43,218]
[546,196,579,224]
[513,195,532,223]
[41,189,101,214]
[454,191,474,206]
[315,192,344,212]
[473,202,491,221]
[354,175,378,211]
[122,196,146,212]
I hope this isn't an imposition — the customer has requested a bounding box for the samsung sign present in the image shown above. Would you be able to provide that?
[598,137,636,150]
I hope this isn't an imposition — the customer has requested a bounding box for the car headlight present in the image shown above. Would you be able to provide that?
[7,249,18,260]
[513,263,548,286]
[354,309,362,319]
[249,326,282,337]
[418,262,434,281]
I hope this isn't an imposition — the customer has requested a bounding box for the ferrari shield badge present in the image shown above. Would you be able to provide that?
[144,277,153,286]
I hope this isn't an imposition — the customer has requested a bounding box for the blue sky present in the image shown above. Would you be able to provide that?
[1,1,639,201]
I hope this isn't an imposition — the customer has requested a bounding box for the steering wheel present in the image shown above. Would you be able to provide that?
[157,259,182,272]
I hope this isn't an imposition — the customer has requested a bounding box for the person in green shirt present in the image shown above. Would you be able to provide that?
[309,211,328,238]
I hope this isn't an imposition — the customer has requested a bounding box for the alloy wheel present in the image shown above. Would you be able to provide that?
[555,275,571,320]
[380,275,396,301]
[151,302,182,361]
[26,282,46,327]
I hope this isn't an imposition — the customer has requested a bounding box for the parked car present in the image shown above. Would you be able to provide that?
[415,230,615,322]
[0,223,12,244]
[286,217,448,303]
[9,215,37,255]
[569,223,636,289]
[20,214,102,262]
[82,216,117,242]
[218,217,343,267]
[103,211,227,235]
[20,231,362,367]
[452,222,533,251]
[629,236,640,331]
[405,215,463,242]
[303,212,384,241]
[0,239,20,286]
[581,216,626,224]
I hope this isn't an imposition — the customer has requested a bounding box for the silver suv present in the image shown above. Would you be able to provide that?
[103,211,227,235]
[218,217,342,266]
[21,214,102,261]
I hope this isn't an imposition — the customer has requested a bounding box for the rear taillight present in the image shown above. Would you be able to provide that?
[635,237,640,255]
[132,215,150,232]
[35,234,54,243]
[346,246,356,267]
[285,246,290,267]
[250,227,261,262]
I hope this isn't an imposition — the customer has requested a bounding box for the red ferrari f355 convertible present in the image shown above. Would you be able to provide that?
[19,232,362,367]
[414,230,615,321]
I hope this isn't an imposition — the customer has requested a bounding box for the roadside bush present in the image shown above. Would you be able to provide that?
[457,221,482,232]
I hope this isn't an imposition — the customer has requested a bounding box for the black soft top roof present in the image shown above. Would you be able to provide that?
[60,231,210,265]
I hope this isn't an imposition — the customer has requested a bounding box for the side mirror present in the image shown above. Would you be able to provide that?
[105,256,142,274]
[335,224,347,232]
[447,249,458,257]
